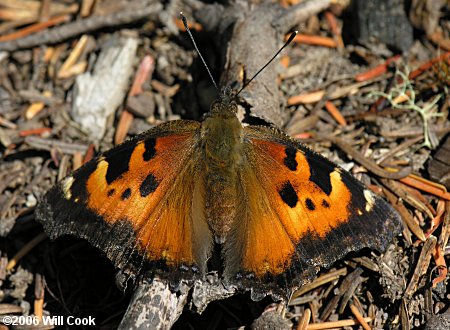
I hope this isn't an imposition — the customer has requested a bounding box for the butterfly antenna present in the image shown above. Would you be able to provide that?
[180,12,219,92]
[236,30,298,97]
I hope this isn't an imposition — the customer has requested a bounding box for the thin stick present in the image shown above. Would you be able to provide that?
[6,232,47,270]
[306,317,372,329]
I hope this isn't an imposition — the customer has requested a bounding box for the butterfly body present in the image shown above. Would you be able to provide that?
[202,99,243,243]
[36,91,402,297]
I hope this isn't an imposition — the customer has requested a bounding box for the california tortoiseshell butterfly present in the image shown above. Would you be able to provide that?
[36,17,402,299]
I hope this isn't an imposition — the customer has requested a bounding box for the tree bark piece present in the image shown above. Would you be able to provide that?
[195,0,331,127]
[72,36,138,141]
[351,0,413,52]
[0,2,161,52]
[428,134,450,189]
[118,279,191,330]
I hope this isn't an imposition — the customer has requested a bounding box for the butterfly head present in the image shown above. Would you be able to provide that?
[209,86,239,119]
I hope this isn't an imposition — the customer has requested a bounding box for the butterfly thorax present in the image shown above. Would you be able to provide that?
[201,100,243,243]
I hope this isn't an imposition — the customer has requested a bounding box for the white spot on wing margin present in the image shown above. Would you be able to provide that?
[364,189,375,212]
[62,176,74,200]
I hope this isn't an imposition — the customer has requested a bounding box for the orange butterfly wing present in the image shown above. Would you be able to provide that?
[224,126,401,296]
[36,121,212,280]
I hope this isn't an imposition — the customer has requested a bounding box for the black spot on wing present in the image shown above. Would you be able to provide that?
[304,150,334,196]
[121,188,131,200]
[322,199,330,208]
[140,173,159,197]
[279,181,298,208]
[107,189,115,197]
[104,145,135,184]
[284,146,298,171]
[305,198,315,210]
[143,138,157,161]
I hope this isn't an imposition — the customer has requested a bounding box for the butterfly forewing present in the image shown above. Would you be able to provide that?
[36,120,212,279]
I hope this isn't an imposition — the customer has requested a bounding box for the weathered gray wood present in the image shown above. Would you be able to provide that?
[72,36,138,141]
[195,0,330,127]
[351,0,413,52]
[118,279,191,330]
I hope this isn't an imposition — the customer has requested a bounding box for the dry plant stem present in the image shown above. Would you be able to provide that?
[0,17,38,35]
[425,199,445,235]
[320,268,363,321]
[349,304,371,330]
[19,127,52,137]
[0,116,17,129]
[399,176,450,200]
[324,101,347,126]
[72,151,83,171]
[274,0,330,31]
[57,34,89,77]
[330,137,411,179]
[381,125,450,139]
[377,136,423,166]
[338,272,364,314]
[439,201,450,247]
[290,268,347,300]
[354,55,400,82]
[83,144,95,164]
[402,184,437,217]
[292,34,337,48]
[288,78,385,105]
[400,299,410,330]
[6,232,47,270]
[0,2,162,51]
[0,304,23,314]
[306,317,372,329]
[404,235,437,298]
[351,256,380,272]
[324,11,344,49]
[19,89,62,107]
[115,55,154,145]
[34,273,44,320]
[25,136,88,155]
[432,244,447,287]
[383,188,426,241]
[297,309,311,330]
[409,51,450,80]
[39,0,52,22]
[380,179,434,219]
[0,14,70,42]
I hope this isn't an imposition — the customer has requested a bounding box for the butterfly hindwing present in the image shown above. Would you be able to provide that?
[224,125,402,294]
[36,120,212,280]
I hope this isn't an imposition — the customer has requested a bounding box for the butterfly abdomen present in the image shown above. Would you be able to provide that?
[201,106,245,243]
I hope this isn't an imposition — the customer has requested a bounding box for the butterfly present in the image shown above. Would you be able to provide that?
[36,87,401,298]
[36,17,402,299]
